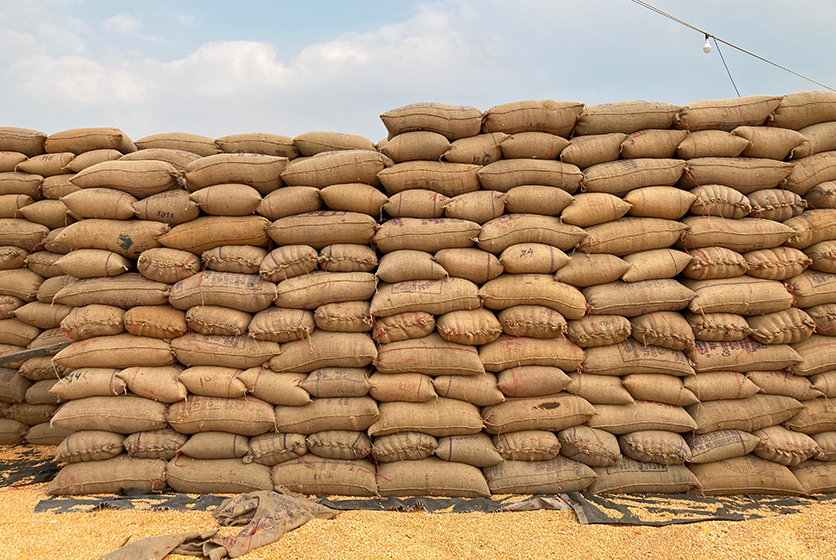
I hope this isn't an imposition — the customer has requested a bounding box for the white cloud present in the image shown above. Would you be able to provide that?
[101,13,143,35]
[176,13,196,26]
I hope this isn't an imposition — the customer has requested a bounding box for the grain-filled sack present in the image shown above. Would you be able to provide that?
[622,374,698,406]
[314,301,372,333]
[583,340,694,377]
[301,368,370,398]
[186,306,252,336]
[137,248,201,284]
[63,148,123,173]
[259,245,318,281]
[45,127,136,155]
[318,183,388,216]
[0,368,31,403]
[120,148,202,171]
[684,277,793,315]
[747,308,815,345]
[675,130,750,159]
[690,184,752,218]
[60,304,125,340]
[376,250,446,283]
[784,209,836,250]
[46,456,167,496]
[674,95,781,131]
[178,432,250,459]
[187,183,261,216]
[431,248,502,284]
[583,279,695,317]
[245,433,306,466]
[167,396,275,436]
[484,456,598,494]
[479,335,584,372]
[772,91,836,130]
[807,303,836,336]
[55,219,168,258]
[374,333,484,376]
[0,246,28,270]
[269,331,375,372]
[54,249,130,279]
[566,373,634,405]
[686,312,749,344]
[566,315,632,348]
[378,161,480,197]
[432,373,504,406]
[443,133,506,166]
[272,455,377,496]
[480,274,585,319]
[734,125,806,160]
[590,460,699,494]
[319,244,378,273]
[275,397,379,434]
[54,431,125,463]
[629,312,694,351]
[503,185,574,215]
[381,103,482,140]
[493,430,561,461]
[202,245,266,275]
[620,129,688,159]
[497,305,566,339]
[369,277,480,317]
[14,300,71,329]
[257,186,321,220]
[158,215,270,254]
[371,311,435,344]
[0,127,46,157]
[753,425,820,467]
[185,153,287,194]
[783,151,836,195]
[374,217,479,253]
[70,160,179,198]
[376,457,489,498]
[621,249,692,283]
[294,132,374,156]
[368,398,483,437]
[477,160,583,193]
[588,401,697,434]
[307,430,371,460]
[54,334,171,368]
[553,254,629,287]
[380,131,450,162]
[171,333,280,368]
[166,457,272,494]
[573,101,680,136]
[436,309,502,346]
[619,431,692,465]
[786,270,836,307]
[62,188,137,220]
[0,269,44,303]
[498,243,568,275]
[691,455,804,496]
[281,150,386,188]
[679,217,794,253]
[795,123,836,159]
[249,308,315,343]
[687,430,760,464]
[434,433,504,468]
[495,365,571,398]
[443,191,506,224]
[683,247,748,280]
[275,271,375,309]
[499,132,569,160]
[558,426,621,467]
[687,338,801,372]
[747,370,823,401]
[791,334,836,377]
[41,176,79,201]
[478,214,586,255]
[483,100,583,136]
[117,365,187,403]
[785,399,836,434]
[51,396,168,434]
[169,271,276,313]
[267,211,375,249]
[688,394,803,434]
[790,461,836,494]
[237,368,309,406]
[561,192,631,228]
[745,247,811,280]
[18,200,72,228]
[683,371,759,401]
[369,372,436,402]
[215,133,297,159]
[49,368,126,401]
[0,172,42,199]
[678,157,794,194]
[578,218,687,256]
[135,132,218,156]
[560,133,626,169]
[482,394,594,434]
[0,219,48,252]
[805,240,836,273]
[0,152,30,173]
[581,159,686,196]
[382,189,449,218]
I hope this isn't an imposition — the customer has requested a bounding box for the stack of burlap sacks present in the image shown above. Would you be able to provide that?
[0,92,835,497]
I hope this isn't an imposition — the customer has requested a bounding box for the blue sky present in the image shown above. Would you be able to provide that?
[2,1,836,142]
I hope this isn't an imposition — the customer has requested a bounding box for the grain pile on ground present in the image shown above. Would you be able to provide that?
[1,93,836,498]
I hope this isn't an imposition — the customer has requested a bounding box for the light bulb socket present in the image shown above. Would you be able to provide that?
[703,34,712,54]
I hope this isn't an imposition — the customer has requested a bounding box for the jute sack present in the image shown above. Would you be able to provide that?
[0,318,40,346]
[687,338,801,373]
[49,368,126,401]
[573,101,680,135]
[257,186,321,220]
[684,311,749,342]
[300,368,370,398]
[590,460,700,494]
[70,160,179,198]
[805,240,836,273]
[378,458,489,498]
[578,218,687,256]
[169,271,277,313]
[120,148,202,171]
[432,373,504,406]
[188,183,262,215]
[369,277,480,317]
[23,423,73,446]
[630,311,695,351]
[581,159,686,196]
[19,199,73,229]
[683,277,793,315]
[443,133,506,165]
[62,187,137,220]
[245,433,307,466]
[46,457,167,496]
[380,131,450,162]
[433,248,503,284]
[52,273,170,309]
[503,185,574,215]
[686,430,760,464]
[0,295,24,320]
[215,133,298,158]
[0,152,28,172]
[674,95,781,131]
[477,160,583,193]
[619,431,692,465]
[63,148,123,173]
[561,192,631,228]
[492,430,560,461]
[782,151,836,195]
[381,102,482,140]
[314,301,372,333]
[434,433,504,468]
[621,374,698,406]
[0,127,47,157]
[372,431,437,462]
[6,402,58,425]
[167,396,275,436]
[368,372,436,402]
[319,244,378,273]
[567,373,634,405]
[795,123,836,158]
[280,150,386,188]
[368,398,483,437]
[374,217,480,253]
[785,398,836,434]
[496,365,572,398]
[171,333,280,368]
[158,215,270,254]
[132,188,200,225]
[734,126,806,160]
[753,425,820,466]
[812,433,836,460]
[55,249,131,278]
[248,308,315,343]
[135,132,219,156]
[747,308,815,345]
[377,250,447,283]
[808,304,836,336]
[588,401,698,434]
[786,270,836,307]
[24,250,63,279]
[690,184,752,218]
[479,335,584,373]
[54,219,169,258]
[0,418,26,445]
[620,129,688,159]
[683,247,748,280]
[745,247,811,280]
[678,157,794,194]
[274,397,379,435]
[688,394,803,434]
[784,209,836,249]
[269,331,376,373]
[202,245,267,275]
[60,304,125,340]
[267,211,376,249]
[772,91,836,130]
[443,191,506,224]
[18,355,69,381]
[436,309,502,346]
[382,189,449,218]
[259,245,318,282]
[792,461,836,493]
[275,271,375,310]
[691,455,804,496]
[272,455,377,496]
[558,426,621,467]
[553,254,630,287]
[45,127,136,155]
[0,218,48,251]
[178,432,249,459]
[561,134,627,170]
[185,153,288,193]
[497,305,567,339]
[378,161,480,197]
[566,315,632,348]
[54,334,172,368]
[480,274,586,319]
[683,371,760,401]
[583,279,695,317]
[307,430,371,460]
[178,367,247,399]
[747,370,823,401]
[483,100,584,137]
[482,394,594,434]
[0,172,42,198]
[167,457,272,494]
[236,368,309,406]
[791,334,836,376]
[0,246,28,270]
[117,366,187,403]
[485,456,597,494]
[319,183,388,216]
[499,132,569,160]
[371,311,435,344]
[497,243,569,275]
[51,396,168,434]
[583,340,694,377]
[123,306,188,339]
[0,367,31,403]
[374,333,484,376]
[675,130,750,159]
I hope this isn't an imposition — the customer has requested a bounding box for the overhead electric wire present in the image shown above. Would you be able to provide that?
[628,0,836,92]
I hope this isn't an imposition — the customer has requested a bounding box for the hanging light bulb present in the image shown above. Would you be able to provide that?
[703,34,712,54]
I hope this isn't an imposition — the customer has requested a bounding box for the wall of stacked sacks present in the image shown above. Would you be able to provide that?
[1,91,836,497]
